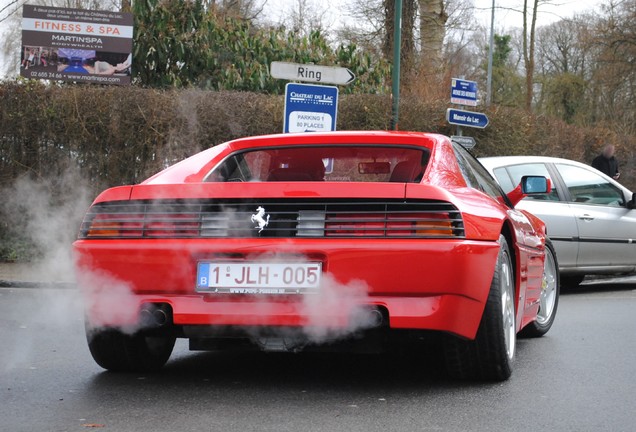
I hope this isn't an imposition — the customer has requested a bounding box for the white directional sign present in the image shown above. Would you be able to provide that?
[271,61,355,85]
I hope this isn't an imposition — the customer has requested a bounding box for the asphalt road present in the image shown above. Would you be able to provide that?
[1,281,636,432]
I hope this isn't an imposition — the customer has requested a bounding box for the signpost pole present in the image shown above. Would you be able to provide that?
[390,0,402,131]
[486,0,496,106]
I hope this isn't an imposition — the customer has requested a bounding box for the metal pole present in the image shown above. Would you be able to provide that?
[486,0,495,106]
[390,0,402,130]
[456,76,464,136]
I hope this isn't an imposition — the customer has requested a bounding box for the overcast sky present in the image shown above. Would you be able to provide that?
[263,0,605,29]
[473,0,604,27]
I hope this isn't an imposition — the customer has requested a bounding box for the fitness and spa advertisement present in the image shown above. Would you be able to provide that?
[20,5,133,85]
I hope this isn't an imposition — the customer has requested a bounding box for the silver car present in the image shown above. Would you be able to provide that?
[480,156,636,287]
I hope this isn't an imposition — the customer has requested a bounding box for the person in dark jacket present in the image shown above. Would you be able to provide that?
[591,144,620,180]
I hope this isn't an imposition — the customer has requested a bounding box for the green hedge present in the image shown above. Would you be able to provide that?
[1,81,634,261]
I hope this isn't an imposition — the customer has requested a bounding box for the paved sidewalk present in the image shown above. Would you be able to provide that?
[0,262,33,281]
[0,262,75,287]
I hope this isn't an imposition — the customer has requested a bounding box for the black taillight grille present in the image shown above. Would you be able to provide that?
[79,200,465,239]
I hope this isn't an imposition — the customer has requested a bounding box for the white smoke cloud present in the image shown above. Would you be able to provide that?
[74,266,142,333]
[1,174,383,367]
[239,251,380,347]
[299,273,377,344]
[0,167,145,371]
[2,166,91,282]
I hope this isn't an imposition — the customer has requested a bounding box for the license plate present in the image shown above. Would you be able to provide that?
[196,262,322,294]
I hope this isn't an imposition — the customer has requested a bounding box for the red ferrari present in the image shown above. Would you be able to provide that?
[73,131,559,380]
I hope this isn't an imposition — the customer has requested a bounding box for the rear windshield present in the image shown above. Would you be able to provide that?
[206,146,430,183]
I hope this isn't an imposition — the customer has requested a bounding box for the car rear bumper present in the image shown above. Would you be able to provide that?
[74,238,499,339]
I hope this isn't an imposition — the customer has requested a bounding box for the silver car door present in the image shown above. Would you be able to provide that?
[492,163,580,269]
[516,200,580,269]
[554,163,636,268]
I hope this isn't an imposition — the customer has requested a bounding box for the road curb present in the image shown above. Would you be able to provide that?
[0,280,76,289]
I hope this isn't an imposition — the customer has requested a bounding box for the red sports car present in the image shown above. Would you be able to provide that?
[73,131,559,380]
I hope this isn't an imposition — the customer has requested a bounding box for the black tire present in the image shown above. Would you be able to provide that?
[560,274,584,289]
[444,235,516,381]
[86,324,175,372]
[520,238,559,338]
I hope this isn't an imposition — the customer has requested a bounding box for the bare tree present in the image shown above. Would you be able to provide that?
[283,0,331,37]
[338,0,386,57]
[521,0,539,111]
[419,0,448,74]
[536,17,590,76]
[587,0,636,133]
[340,0,474,78]
[382,0,417,70]
[445,21,485,83]
[211,0,267,21]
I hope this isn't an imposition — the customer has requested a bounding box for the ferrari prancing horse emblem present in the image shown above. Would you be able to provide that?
[251,206,270,233]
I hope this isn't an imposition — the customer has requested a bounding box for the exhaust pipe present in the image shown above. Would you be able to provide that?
[139,303,171,328]
[368,309,384,328]
[152,308,168,326]
[353,306,385,329]
[254,336,306,353]
[139,308,154,327]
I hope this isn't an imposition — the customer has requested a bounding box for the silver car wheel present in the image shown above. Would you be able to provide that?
[537,246,558,325]
[443,235,517,380]
[500,253,516,361]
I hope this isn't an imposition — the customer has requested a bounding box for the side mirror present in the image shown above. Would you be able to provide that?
[507,176,551,207]
[521,175,550,194]
[627,193,636,210]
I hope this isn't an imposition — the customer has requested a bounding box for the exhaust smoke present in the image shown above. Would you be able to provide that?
[1,170,387,365]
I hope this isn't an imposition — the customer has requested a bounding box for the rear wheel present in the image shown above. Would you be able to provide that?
[520,239,559,338]
[86,324,175,372]
[445,235,515,381]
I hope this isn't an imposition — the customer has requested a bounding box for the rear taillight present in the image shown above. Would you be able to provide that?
[85,214,144,238]
[83,213,199,238]
[324,212,459,238]
[144,214,199,237]
[325,214,384,237]
[415,219,454,236]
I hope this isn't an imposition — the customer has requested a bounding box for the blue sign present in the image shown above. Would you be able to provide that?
[446,108,489,129]
[284,83,338,133]
[450,78,478,107]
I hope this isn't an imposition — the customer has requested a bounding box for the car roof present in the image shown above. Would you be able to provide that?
[479,155,590,171]
[224,130,447,151]
[479,155,632,195]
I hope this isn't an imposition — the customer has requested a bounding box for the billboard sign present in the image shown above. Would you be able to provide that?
[20,5,133,85]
